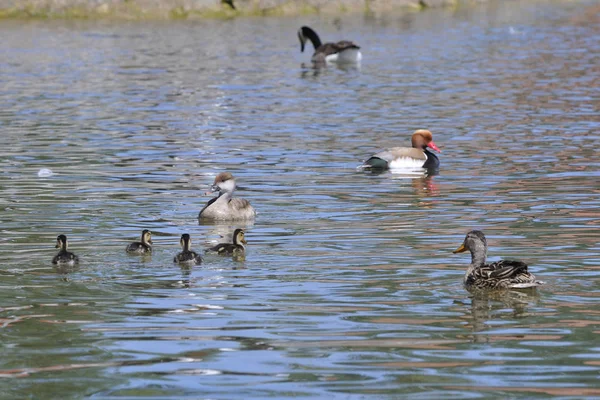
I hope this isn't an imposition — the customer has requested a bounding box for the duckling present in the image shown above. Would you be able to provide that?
[205,228,247,258]
[52,234,79,266]
[126,229,153,254]
[453,230,543,290]
[174,234,203,265]
[198,172,256,221]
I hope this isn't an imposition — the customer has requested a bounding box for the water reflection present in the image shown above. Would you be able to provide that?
[466,290,541,343]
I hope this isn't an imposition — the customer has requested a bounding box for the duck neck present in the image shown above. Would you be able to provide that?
[424,148,439,160]
[303,27,322,50]
[469,242,487,268]
[216,190,233,203]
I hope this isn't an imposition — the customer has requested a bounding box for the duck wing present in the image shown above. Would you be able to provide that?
[317,41,360,56]
[206,243,234,255]
[469,259,541,288]
[484,260,529,280]
[228,197,253,211]
[198,196,218,218]
[361,147,426,169]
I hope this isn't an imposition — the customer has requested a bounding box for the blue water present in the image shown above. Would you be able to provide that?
[0,1,599,398]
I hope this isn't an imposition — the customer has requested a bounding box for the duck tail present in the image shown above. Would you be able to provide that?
[511,281,544,289]
[357,157,387,171]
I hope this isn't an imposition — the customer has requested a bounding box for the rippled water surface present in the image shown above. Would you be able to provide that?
[1,1,600,398]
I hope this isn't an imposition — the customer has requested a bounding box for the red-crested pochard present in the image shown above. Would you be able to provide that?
[359,129,441,171]
[199,172,256,221]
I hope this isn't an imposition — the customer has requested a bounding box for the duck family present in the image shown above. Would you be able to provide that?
[53,228,249,267]
[49,25,544,293]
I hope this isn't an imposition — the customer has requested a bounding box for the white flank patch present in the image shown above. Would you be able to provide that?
[388,157,426,173]
[326,49,362,64]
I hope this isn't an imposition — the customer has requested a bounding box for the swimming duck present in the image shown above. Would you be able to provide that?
[126,229,152,254]
[52,234,79,266]
[453,230,544,290]
[298,26,362,64]
[205,228,247,258]
[198,172,256,221]
[174,234,203,265]
[359,129,441,171]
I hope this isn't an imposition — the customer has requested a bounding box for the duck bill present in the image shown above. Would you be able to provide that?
[205,185,219,195]
[453,243,466,254]
[428,141,441,153]
[55,241,61,249]
[242,239,248,244]
[298,32,306,52]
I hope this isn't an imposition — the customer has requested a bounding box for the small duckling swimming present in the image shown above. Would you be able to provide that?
[174,234,203,265]
[205,228,247,258]
[126,229,153,254]
[453,230,544,290]
[52,234,79,266]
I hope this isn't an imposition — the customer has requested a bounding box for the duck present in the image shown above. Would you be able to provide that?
[359,129,441,171]
[453,230,544,290]
[198,172,256,221]
[205,228,247,258]
[52,234,79,266]
[298,26,362,64]
[126,229,152,254]
[174,234,203,265]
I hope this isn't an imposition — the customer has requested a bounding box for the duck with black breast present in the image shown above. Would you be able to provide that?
[358,129,441,172]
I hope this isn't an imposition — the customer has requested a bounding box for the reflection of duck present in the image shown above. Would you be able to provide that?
[126,229,152,254]
[205,228,247,258]
[298,26,362,64]
[174,234,203,265]
[199,172,256,221]
[453,230,543,290]
[466,290,539,343]
[359,129,441,172]
[52,235,79,266]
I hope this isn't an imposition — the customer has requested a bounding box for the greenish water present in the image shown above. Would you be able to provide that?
[1,1,599,398]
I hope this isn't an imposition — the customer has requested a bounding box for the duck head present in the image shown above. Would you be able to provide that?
[55,234,68,250]
[211,172,236,194]
[453,230,487,255]
[412,129,441,153]
[233,228,247,245]
[180,234,192,251]
[142,229,153,245]
[298,26,322,53]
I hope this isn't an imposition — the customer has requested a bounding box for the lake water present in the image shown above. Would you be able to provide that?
[1,1,600,398]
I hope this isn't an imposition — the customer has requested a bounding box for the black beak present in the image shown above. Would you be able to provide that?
[298,31,305,53]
